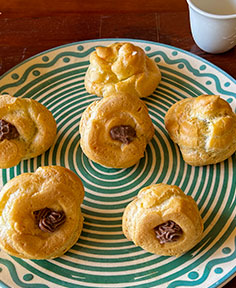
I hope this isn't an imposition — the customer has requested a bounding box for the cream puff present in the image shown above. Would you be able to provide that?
[79,93,154,168]
[165,95,236,166]
[0,94,57,168]
[85,42,161,98]
[0,166,84,259]
[122,183,203,256]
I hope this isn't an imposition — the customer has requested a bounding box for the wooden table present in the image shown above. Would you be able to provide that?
[0,1,235,287]
[0,0,235,79]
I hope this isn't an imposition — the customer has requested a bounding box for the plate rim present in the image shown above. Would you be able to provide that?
[0,38,235,87]
[0,38,235,288]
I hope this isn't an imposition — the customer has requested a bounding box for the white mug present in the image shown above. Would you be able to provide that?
[186,0,236,53]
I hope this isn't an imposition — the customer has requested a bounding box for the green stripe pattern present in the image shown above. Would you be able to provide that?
[0,40,235,288]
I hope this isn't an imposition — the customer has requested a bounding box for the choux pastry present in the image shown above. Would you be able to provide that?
[0,166,84,259]
[165,95,236,166]
[85,42,161,98]
[122,183,203,256]
[79,93,154,168]
[0,94,57,168]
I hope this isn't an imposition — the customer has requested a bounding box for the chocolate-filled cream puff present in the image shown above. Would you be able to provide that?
[0,94,57,168]
[0,166,84,259]
[122,183,203,256]
[79,93,154,168]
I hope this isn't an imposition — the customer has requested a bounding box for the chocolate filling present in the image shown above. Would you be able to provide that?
[109,125,136,144]
[154,220,183,244]
[34,207,66,233]
[0,119,19,141]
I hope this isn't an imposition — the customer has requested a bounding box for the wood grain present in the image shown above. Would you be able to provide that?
[1,12,235,79]
[1,0,188,14]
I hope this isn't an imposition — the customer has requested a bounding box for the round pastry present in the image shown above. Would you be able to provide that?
[0,94,57,168]
[79,93,154,168]
[0,166,84,259]
[122,183,203,256]
[84,42,161,98]
[165,95,236,166]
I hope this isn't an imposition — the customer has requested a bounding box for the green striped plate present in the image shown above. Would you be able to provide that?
[0,39,235,288]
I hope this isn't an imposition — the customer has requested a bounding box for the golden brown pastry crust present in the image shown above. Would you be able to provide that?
[0,94,57,168]
[122,183,203,256]
[165,95,236,166]
[79,93,154,168]
[0,166,84,259]
[84,42,161,98]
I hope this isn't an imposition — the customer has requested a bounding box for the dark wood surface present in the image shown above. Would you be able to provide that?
[0,1,235,287]
[0,0,235,78]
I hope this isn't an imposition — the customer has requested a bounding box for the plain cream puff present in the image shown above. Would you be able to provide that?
[85,42,161,98]
[165,95,236,166]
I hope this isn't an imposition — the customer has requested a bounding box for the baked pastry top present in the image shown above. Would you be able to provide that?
[122,183,203,256]
[79,92,154,168]
[0,94,57,168]
[84,42,161,98]
[165,95,236,166]
[0,166,84,259]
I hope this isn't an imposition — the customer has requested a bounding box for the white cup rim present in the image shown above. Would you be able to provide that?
[186,0,236,19]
